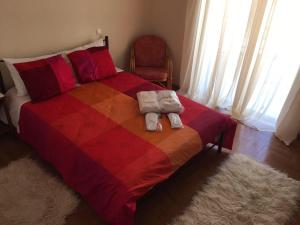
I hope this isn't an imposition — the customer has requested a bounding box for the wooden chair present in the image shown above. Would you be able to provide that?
[130,35,173,89]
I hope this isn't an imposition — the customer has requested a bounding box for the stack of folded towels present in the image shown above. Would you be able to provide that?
[137,90,184,131]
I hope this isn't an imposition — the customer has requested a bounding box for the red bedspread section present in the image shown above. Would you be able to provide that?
[101,73,236,149]
[19,72,237,225]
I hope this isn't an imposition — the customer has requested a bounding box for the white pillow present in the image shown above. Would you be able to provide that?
[3,39,105,96]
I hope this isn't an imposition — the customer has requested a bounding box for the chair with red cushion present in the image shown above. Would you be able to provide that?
[130,35,173,89]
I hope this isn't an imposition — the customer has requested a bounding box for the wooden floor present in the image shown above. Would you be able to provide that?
[0,123,299,225]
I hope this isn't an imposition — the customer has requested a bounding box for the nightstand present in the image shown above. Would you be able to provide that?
[0,93,14,135]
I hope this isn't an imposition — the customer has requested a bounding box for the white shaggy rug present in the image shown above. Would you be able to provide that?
[170,154,300,225]
[0,158,79,225]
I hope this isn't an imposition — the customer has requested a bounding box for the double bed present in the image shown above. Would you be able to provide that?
[0,37,237,225]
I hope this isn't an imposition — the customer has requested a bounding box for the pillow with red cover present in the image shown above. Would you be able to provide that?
[14,55,76,102]
[67,47,117,83]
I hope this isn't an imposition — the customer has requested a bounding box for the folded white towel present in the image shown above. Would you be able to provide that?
[145,113,162,131]
[137,91,160,114]
[167,113,183,129]
[137,90,184,114]
[157,90,184,113]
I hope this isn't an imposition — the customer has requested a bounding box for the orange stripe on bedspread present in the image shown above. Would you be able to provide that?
[68,82,203,169]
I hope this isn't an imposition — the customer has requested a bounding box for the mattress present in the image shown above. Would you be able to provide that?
[18,71,237,225]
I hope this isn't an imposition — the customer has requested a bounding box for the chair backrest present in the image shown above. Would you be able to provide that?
[134,35,166,67]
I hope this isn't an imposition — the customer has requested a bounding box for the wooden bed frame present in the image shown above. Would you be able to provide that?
[0,35,224,152]
[0,64,6,94]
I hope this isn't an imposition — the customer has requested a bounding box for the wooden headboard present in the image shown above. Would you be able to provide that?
[0,70,5,94]
[0,36,109,93]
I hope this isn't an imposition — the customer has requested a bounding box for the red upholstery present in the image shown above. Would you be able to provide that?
[134,36,166,67]
[131,35,172,88]
[134,67,168,81]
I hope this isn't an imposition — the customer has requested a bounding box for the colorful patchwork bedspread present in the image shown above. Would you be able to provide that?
[19,72,237,225]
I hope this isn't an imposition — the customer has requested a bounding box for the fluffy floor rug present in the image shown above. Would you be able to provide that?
[0,158,79,225]
[170,154,300,225]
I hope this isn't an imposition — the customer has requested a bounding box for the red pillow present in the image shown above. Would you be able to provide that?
[14,55,76,102]
[68,47,117,83]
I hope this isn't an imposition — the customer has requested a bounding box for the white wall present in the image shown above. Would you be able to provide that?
[0,0,147,68]
[142,0,187,86]
[0,0,187,85]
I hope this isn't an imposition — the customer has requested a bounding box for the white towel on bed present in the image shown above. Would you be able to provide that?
[167,113,183,129]
[157,90,184,113]
[137,91,160,114]
[145,113,162,131]
[137,90,184,114]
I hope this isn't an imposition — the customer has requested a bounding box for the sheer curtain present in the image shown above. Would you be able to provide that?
[275,69,300,145]
[180,0,300,131]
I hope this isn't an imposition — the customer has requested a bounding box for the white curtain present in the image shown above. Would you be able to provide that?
[275,69,300,145]
[180,0,300,132]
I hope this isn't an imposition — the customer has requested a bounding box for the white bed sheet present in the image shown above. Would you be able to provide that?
[0,67,124,132]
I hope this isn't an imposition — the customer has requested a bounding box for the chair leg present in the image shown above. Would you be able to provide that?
[217,132,224,153]
[167,58,173,90]
[130,48,135,72]
[167,78,172,89]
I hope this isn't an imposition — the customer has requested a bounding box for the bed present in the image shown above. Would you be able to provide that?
[0,37,237,225]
